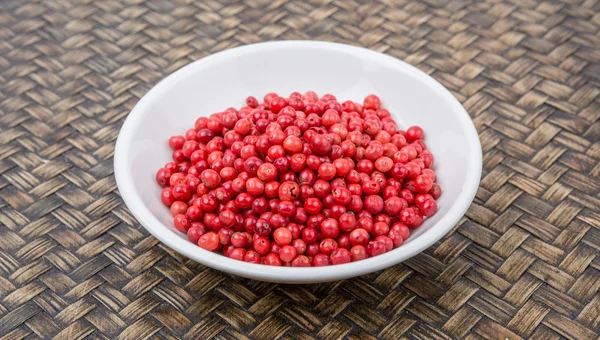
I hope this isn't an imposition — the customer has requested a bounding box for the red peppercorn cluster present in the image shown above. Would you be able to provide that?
[156,92,441,267]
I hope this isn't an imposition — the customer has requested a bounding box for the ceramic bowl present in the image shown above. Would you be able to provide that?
[114,41,482,283]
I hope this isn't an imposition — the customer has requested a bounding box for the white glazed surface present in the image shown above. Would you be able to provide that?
[114,41,482,283]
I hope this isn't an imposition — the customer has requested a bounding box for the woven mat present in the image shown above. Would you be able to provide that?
[1,0,599,339]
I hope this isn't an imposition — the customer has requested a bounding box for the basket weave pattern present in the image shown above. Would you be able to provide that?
[0,0,599,339]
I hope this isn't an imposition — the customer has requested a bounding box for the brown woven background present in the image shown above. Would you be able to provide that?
[1,0,599,339]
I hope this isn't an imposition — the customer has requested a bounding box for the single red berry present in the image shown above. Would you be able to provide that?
[384,196,405,216]
[253,237,270,255]
[339,213,357,232]
[169,135,186,149]
[172,150,187,163]
[330,248,351,265]
[304,197,323,215]
[291,238,306,255]
[365,143,384,161]
[280,171,296,182]
[320,218,340,239]
[347,195,363,212]
[310,134,332,155]
[244,156,264,176]
[279,245,297,262]
[245,177,265,196]
[283,135,303,154]
[161,187,175,206]
[400,189,415,204]
[374,157,393,172]
[244,250,261,263]
[302,227,318,244]
[269,96,288,113]
[297,168,315,185]
[278,181,300,201]
[291,154,307,173]
[170,201,188,217]
[392,150,409,164]
[348,183,362,196]
[313,253,330,266]
[364,195,384,214]
[391,222,410,240]
[172,184,191,201]
[405,126,424,141]
[169,172,186,187]
[362,180,381,195]
[422,168,436,181]
[414,174,434,194]
[357,217,373,233]
[419,199,438,217]
[253,218,271,237]
[291,255,311,267]
[293,207,308,224]
[273,227,293,246]
[187,205,203,221]
[350,245,367,261]
[319,238,338,255]
[246,96,259,108]
[382,186,398,200]
[331,186,351,205]
[363,94,381,110]
[313,180,331,199]
[180,140,199,159]
[306,155,322,170]
[349,228,370,246]
[429,183,442,199]
[256,163,277,182]
[412,211,424,228]
[333,158,351,177]
[198,231,220,251]
[264,181,280,198]
[366,240,386,257]
[264,253,282,266]
[156,168,173,187]
[278,200,297,217]
[235,193,253,209]
[317,163,336,180]
[200,169,221,188]
[234,119,252,136]
[357,159,374,173]
[336,233,351,250]
[371,222,389,237]
[230,232,249,248]
[173,214,191,232]
[229,248,246,261]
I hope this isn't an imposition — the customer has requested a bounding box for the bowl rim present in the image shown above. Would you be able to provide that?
[114,40,482,283]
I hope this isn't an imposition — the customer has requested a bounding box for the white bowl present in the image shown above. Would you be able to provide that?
[114,41,482,283]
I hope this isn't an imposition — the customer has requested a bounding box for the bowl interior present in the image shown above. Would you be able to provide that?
[116,41,481,282]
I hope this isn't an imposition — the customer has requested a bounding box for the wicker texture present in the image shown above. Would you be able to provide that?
[1,0,599,339]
